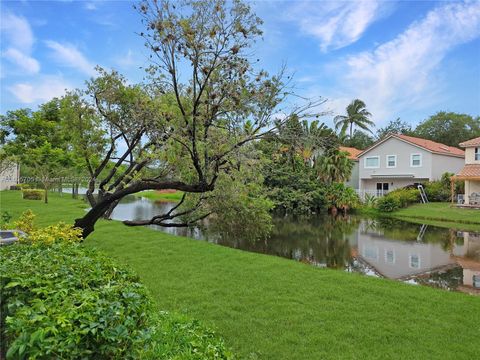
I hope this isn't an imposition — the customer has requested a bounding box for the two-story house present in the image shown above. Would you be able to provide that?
[454,136,480,206]
[356,134,464,195]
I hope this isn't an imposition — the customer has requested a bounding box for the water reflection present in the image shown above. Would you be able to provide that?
[105,196,480,293]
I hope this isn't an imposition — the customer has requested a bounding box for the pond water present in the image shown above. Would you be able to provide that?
[106,196,480,294]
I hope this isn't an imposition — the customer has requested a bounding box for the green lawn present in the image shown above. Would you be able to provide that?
[392,202,480,231]
[134,190,184,202]
[2,191,480,359]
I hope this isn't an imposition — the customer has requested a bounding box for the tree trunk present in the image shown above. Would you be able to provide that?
[74,201,112,238]
[44,187,48,204]
[350,123,353,139]
[72,183,75,199]
[103,200,119,219]
[75,183,79,198]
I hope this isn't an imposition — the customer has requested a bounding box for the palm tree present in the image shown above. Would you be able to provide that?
[316,149,353,184]
[334,99,374,138]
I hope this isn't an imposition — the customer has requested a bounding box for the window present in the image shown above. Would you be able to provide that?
[474,275,480,289]
[365,156,380,168]
[475,147,479,161]
[363,245,378,261]
[386,155,397,168]
[411,154,422,167]
[409,254,420,269]
[385,250,395,264]
[376,183,389,196]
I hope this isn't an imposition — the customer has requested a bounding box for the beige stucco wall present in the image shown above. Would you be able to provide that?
[345,161,359,189]
[430,153,465,179]
[464,180,480,205]
[358,137,465,191]
[359,138,432,184]
[0,163,19,190]
[465,147,480,164]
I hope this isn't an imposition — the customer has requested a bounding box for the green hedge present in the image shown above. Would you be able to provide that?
[0,243,232,359]
[377,188,420,212]
[21,189,43,200]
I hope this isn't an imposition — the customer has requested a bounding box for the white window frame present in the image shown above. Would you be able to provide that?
[409,253,421,269]
[384,249,395,264]
[386,155,397,168]
[475,147,480,161]
[364,156,380,169]
[410,153,422,167]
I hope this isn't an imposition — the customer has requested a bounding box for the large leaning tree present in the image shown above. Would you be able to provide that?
[64,0,324,238]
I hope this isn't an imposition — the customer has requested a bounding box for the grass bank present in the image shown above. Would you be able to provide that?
[134,190,184,202]
[359,202,480,232]
[2,191,480,359]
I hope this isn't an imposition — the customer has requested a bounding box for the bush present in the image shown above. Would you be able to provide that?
[424,181,450,202]
[377,196,401,212]
[325,183,360,213]
[21,189,43,200]
[0,244,153,359]
[9,185,20,190]
[387,188,420,208]
[0,243,232,359]
[362,194,378,208]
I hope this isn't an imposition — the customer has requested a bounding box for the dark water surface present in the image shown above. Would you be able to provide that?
[102,195,480,293]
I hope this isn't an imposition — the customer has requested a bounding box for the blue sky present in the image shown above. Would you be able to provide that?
[1,0,480,129]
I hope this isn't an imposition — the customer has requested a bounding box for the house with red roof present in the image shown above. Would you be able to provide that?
[356,134,465,196]
[453,136,480,206]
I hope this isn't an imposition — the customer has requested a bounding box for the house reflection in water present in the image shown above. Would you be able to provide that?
[354,220,480,293]
[452,231,480,294]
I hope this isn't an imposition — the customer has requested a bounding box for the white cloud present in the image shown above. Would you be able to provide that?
[3,48,40,74]
[45,40,96,76]
[288,1,389,52]
[0,12,40,74]
[85,2,97,11]
[8,75,72,103]
[333,1,480,124]
[0,12,35,51]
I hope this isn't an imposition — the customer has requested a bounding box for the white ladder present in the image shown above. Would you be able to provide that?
[418,184,428,204]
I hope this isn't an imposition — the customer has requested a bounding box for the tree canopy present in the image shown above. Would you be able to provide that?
[57,0,324,238]
[414,111,480,147]
[376,118,413,140]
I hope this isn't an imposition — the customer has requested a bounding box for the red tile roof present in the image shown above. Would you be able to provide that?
[459,136,480,148]
[339,146,361,160]
[456,164,480,178]
[395,134,465,157]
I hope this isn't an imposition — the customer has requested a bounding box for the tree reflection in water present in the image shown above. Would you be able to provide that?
[211,214,359,270]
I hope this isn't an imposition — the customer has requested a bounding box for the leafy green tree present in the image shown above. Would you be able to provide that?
[62,0,323,238]
[0,100,75,200]
[340,130,375,150]
[334,99,374,138]
[414,111,480,147]
[23,143,72,203]
[376,117,413,139]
